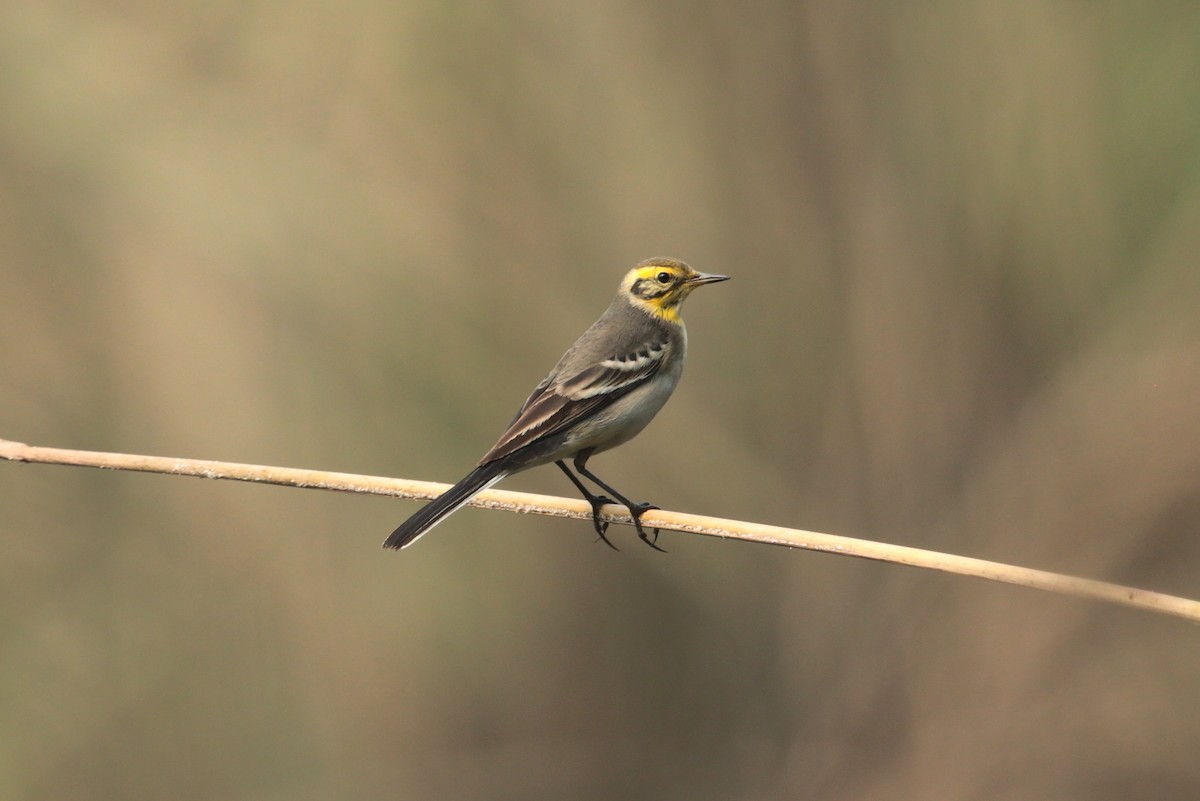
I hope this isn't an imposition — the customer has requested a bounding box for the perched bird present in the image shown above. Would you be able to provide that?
[384,257,729,551]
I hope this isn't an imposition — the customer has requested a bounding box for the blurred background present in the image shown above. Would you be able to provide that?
[4,1,1200,799]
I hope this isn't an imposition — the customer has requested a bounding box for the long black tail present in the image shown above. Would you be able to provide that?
[383,463,509,550]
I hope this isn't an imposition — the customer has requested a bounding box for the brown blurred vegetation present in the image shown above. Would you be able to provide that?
[4,1,1200,799]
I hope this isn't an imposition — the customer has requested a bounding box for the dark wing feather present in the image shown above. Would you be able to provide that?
[479,338,668,464]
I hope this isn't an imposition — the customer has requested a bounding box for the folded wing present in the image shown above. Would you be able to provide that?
[480,338,669,463]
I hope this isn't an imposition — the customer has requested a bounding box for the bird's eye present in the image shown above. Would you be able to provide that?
[656,272,672,284]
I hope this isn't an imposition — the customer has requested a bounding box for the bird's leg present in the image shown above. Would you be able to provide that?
[571,454,666,553]
[555,460,619,550]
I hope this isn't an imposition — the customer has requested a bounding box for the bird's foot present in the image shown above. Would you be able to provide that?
[587,495,620,551]
[628,503,665,552]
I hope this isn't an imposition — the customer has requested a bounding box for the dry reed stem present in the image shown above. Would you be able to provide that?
[2,437,1197,623]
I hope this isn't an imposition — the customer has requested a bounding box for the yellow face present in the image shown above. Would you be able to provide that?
[621,258,730,321]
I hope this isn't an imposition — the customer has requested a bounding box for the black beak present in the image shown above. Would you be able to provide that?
[685,272,731,287]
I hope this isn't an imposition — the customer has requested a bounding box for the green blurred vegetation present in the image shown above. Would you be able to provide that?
[4,1,1200,799]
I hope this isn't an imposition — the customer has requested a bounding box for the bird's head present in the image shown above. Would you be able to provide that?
[620,258,730,321]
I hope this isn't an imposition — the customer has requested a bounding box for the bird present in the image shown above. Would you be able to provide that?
[383,257,729,551]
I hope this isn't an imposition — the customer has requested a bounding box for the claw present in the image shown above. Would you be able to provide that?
[588,498,620,551]
[629,503,666,553]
